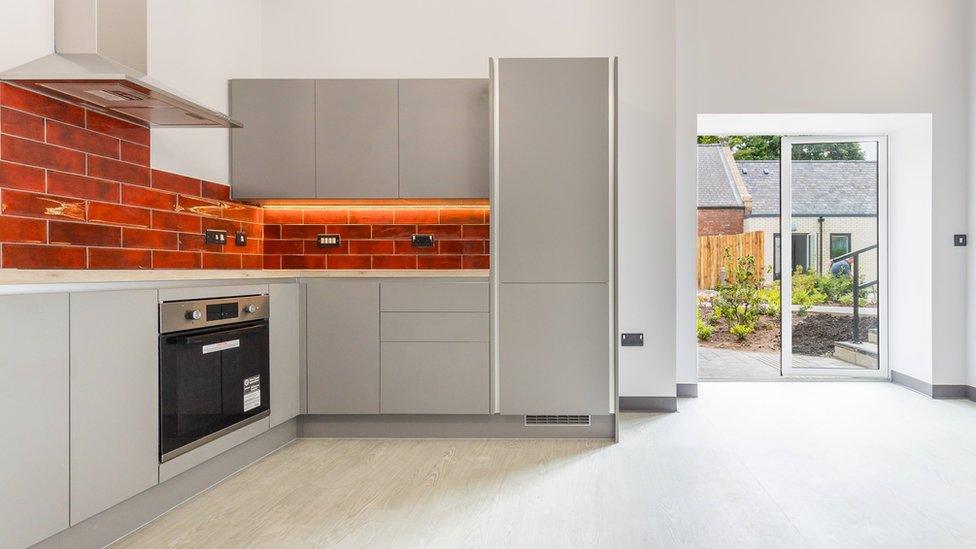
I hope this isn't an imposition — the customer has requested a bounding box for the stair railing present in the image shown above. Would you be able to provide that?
[831,244,878,344]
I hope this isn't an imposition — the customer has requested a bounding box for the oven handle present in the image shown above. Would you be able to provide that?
[176,323,266,346]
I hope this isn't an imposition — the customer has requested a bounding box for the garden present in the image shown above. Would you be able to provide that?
[697,250,878,357]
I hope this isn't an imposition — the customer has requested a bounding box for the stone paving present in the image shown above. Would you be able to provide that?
[698,346,865,379]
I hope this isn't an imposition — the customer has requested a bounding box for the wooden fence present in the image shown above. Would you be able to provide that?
[697,231,765,289]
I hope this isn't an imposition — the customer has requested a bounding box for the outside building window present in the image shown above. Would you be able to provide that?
[830,233,851,259]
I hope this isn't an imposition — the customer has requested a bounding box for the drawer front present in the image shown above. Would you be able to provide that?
[381,312,488,342]
[381,342,488,414]
[380,282,488,312]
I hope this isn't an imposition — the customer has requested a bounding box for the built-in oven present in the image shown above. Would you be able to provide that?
[158,294,270,463]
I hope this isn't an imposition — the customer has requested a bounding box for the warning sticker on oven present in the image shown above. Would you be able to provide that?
[202,339,240,354]
[243,375,261,412]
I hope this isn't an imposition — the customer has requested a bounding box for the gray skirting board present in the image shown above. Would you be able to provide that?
[299,414,616,438]
[677,383,699,398]
[33,419,298,549]
[891,370,974,401]
[618,396,678,412]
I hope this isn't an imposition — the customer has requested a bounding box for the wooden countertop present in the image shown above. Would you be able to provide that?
[0,269,489,286]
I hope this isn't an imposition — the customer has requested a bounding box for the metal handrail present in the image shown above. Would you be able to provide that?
[832,243,877,262]
[831,244,878,344]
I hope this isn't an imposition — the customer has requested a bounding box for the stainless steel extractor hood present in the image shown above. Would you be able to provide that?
[0,0,241,128]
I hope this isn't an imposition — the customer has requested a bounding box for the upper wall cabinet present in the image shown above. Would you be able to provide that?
[230,79,489,200]
[230,79,316,199]
[398,79,489,198]
[315,79,399,198]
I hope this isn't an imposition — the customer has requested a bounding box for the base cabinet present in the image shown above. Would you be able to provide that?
[0,293,69,549]
[270,283,301,427]
[306,280,381,414]
[69,290,159,525]
[381,342,489,414]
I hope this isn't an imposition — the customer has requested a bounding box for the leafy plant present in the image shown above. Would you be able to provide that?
[813,273,853,303]
[757,285,781,317]
[730,323,754,340]
[791,267,826,314]
[696,310,714,341]
[714,249,763,329]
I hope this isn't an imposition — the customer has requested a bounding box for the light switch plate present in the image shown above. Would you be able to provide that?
[621,333,644,347]
[954,234,967,247]
[411,234,435,248]
[204,229,227,245]
[316,234,341,248]
[235,231,247,246]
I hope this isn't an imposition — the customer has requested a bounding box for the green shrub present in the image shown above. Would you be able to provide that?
[791,267,827,314]
[813,273,853,303]
[757,285,781,317]
[714,249,763,332]
[729,323,754,340]
[696,310,714,341]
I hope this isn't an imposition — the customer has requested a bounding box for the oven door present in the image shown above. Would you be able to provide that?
[159,320,270,462]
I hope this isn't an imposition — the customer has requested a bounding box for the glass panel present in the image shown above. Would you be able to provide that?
[696,139,781,379]
[790,141,879,371]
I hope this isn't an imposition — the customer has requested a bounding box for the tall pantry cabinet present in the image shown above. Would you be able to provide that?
[491,57,617,415]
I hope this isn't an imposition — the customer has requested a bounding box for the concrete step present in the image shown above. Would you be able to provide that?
[833,340,878,368]
[868,329,878,344]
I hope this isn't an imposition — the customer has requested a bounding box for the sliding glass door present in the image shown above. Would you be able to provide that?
[780,137,887,378]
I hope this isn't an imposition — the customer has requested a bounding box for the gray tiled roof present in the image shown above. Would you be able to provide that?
[696,144,742,208]
[737,160,877,216]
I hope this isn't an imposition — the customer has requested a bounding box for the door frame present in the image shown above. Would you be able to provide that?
[780,136,888,379]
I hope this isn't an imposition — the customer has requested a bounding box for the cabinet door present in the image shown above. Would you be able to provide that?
[496,58,610,283]
[70,290,158,525]
[306,280,380,413]
[230,79,316,198]
[498,283,610,415]
[316,80,399,198]
[381,342,489,414]
[270,282,301,427]
[398,79,489,198]
[0,293,69,549]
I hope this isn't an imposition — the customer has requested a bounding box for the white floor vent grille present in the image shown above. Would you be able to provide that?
[524,415,591,426]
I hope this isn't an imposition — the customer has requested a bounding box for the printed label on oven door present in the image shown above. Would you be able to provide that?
[243,375,261,412]
[202,339,240,354]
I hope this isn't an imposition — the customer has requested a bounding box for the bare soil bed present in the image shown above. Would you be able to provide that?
[700,310,878,357]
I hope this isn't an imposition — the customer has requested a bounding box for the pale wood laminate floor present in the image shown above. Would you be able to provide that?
[115,382,976,548]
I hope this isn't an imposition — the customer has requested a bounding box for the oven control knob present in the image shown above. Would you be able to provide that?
[186,309,202,321]
[244,304,258,314]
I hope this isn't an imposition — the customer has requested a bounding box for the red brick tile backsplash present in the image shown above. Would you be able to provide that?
[0,83,489,270]
[261,206,489,270]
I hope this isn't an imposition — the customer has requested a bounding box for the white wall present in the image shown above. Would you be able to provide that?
[679,0,971,387]
[0,0,53,73]
[262,0,679,398]
[147,0,262,183]
[969,1,976,391]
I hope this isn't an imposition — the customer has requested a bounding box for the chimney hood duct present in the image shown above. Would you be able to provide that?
[0,0,242,128]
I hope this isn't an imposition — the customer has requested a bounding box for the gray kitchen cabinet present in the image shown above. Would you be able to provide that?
[398,79,489,198]
[495,58,610,284]
[380,281,488,312]
[230,79,316,198]
[0,293,69,549]
[270,282,301,427]
[306,279,380,413]
[498,284,610,414]
[381,342,489,414]
[493,58,615,415]
[316,79,399,198]
[381,312,488,342]
[69,289,159,525]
